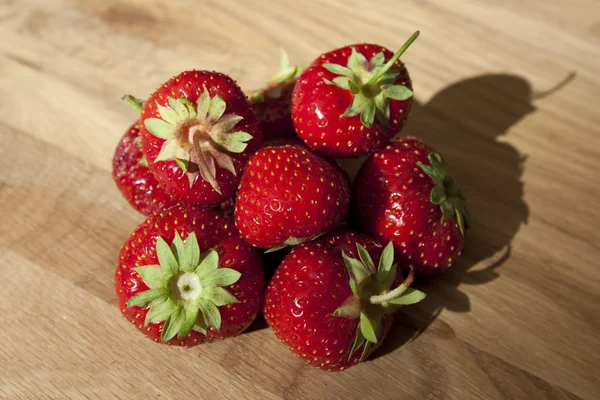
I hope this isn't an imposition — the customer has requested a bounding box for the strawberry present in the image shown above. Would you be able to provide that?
[291,31,419,157]
[352,137,469,275]
[114,204,264,346]
[125,70,263,206]
[234,144,350,249]
[249,50,301,141]
[112,122,177,215]
[264,231,425,371]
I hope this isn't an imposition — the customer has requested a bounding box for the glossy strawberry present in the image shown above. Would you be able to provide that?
[264,232,425,371]
[352,137,469,275]
[129,70,263,206]
[291,31,419,157]
[249,50,301,141]
[234,144,350,249]
[112,122,177,215]
[114,204,264,346]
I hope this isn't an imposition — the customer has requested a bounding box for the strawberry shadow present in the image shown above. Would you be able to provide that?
[367,73,543,359]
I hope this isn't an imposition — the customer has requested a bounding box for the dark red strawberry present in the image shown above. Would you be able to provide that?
[114,204,264,346]
[264,231,425,371]
[128,70,263,206]
[234,144,350,249]
[352,137,469,275]
[291,31,419,157]
[249,50,301,141]
[112,121,177,215]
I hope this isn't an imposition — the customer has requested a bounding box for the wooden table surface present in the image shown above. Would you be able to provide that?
[1,0,599,399]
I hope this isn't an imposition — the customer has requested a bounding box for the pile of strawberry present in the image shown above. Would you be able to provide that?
[112,31,469,372]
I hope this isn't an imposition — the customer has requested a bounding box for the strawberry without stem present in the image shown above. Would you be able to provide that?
[264,232,425,371]
[129,70,263,206]
[114,204,264,345]
[249,50,301,141]
[234,144,350,249]
[352,137,469,275]
[112,122,177,215]
[291,32,418,157]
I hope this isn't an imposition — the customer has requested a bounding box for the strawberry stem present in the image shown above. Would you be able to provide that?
[369,268,415,305]
[122,95,145,113]
[364,31,420,88]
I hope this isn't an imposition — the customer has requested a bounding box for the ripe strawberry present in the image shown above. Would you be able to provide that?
[114,204,264,346]
[264,231,425,371]
[126,70,263,206]
[234,144,350,249]
[249,50,301,141]
[352,137,469,275]
[291,31,419,157]
[112,121,177,215]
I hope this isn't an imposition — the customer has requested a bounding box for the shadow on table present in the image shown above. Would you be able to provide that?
[372,73,540,358]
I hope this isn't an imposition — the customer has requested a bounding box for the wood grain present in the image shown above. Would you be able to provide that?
[1,0,599,399]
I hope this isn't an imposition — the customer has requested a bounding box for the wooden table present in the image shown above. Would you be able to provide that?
[1,0,599,399]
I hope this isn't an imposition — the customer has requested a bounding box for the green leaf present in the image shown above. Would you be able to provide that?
[198,299,221,330]
[171,231,185,264]
[193,315,208,335]
[195,249,219,277]
[213,114,243,134]
[348,80,360,94]
[331,295,361,319]
[380,263,397,292]
[383,85,413,101]
[264,245,287,254]
[134,265,170,289]
[196,87,211,120]
[156,102,180,126]
[323,63,352,77]
[207,287,239,306]
[370,52,385,66]
[455,208,465,236]
[360,341,372,361]
[376,241,395,284]
[168,97,190,121]
[144,297,177,325]
[208,95,226,122]
[212,151,237,176]
[217,131,253,153]
[356,244,375,273]
[349,278,358,297]
[156,236,179,274]
[440,202,454,220]
[180,97,197,119]
[388,288,427,305]
[175,158,189,172]
[330,76,350,90]
[138,155,148,167]
[127,288,167,308]
[144,118,176,139]
[199,268,241,288]
[359,312,378,343]
[161,307,185,342]
[431,185,446,205]
[280,48,290,70]
[347,48,368,74]
[342,251,371,287]
[154,140,181,162]
[180,232,200,273]
[348,325,366,361]
[178,306,199,338]
[360,101,376,128]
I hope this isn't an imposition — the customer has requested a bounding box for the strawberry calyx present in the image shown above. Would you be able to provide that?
[143,87,254,194]
[126,231,241,342]
[332,242,426,361]
[322,31,419,128]
[417,152,470,235]
[250,49,302,104]
[263,233,324,254]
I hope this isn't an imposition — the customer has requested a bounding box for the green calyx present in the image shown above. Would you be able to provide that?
[263,233,324,254]
[322,31,419,128]
[250,49,302,104]
[332,242,426,361]
[127,231,241,342]
[417,153,470,235]
[142,86,253,194]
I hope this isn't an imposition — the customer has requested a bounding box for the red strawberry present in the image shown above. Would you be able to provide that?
[114,204,264,346]
[291,31,419,157]
[352,137,469,275]
[112,122,177,215]
[127,70,263,206]
[249,50,301,141]
[264,231,425,371]
[234,144,350,249]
